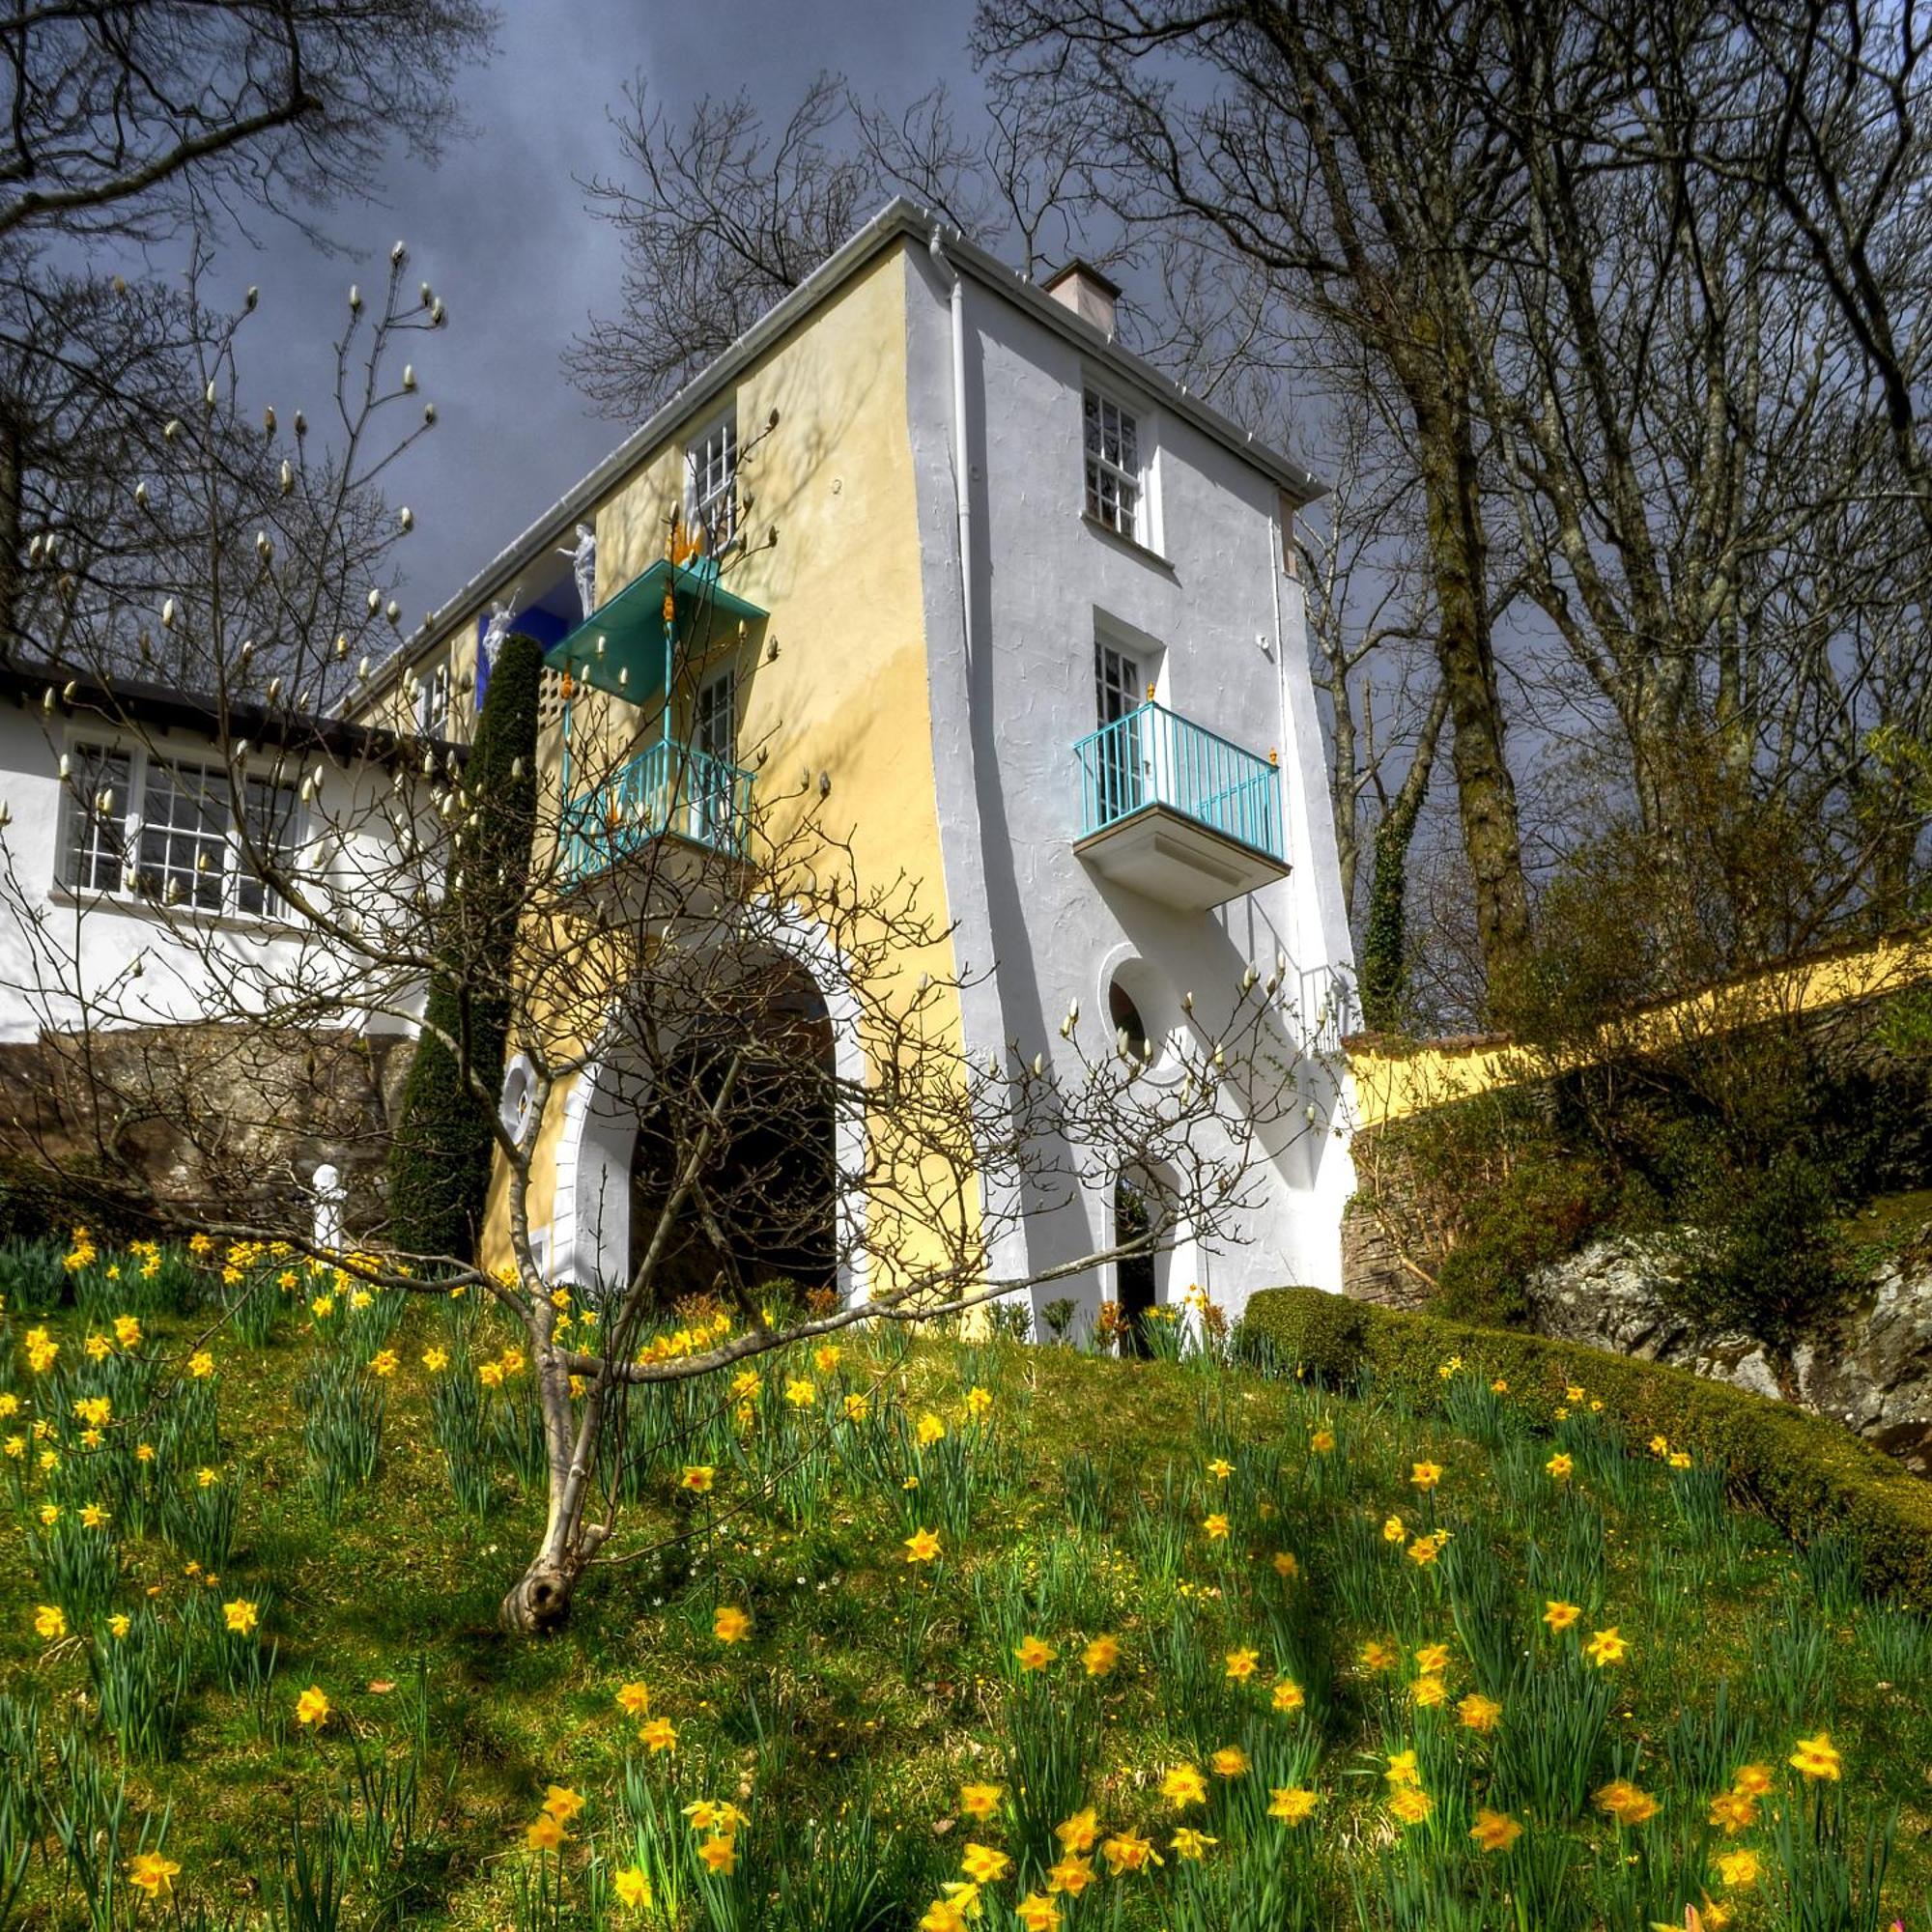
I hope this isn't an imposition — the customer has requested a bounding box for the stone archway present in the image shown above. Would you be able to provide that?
[549,925,868,1305]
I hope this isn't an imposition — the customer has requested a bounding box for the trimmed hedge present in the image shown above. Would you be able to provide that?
[1238,1286,1932,1611]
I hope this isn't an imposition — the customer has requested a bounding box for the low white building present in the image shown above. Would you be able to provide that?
[0,665,427,1046]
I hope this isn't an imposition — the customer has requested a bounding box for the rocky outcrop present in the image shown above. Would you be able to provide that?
[1523,1233,1932,1476]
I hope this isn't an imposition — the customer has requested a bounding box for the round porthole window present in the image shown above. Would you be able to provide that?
[499,1059,534,1138]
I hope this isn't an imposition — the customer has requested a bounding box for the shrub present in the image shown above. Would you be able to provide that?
[1237,1286,1932,1608]
[1433,1151,1612,1326]
[385,632,541,1264]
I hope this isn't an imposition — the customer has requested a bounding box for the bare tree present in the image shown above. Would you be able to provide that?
[0,0,497,669]
[0,0,497,245]
[566,75,878,421]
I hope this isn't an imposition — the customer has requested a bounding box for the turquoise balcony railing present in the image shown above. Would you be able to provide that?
[560,738,754,886]
[1073,701,1283,860]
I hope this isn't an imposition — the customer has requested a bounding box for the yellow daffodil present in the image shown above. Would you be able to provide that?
[128,1852,182,1896]
[959,1841,1010,1884]
[1585,1627,1629,1667]
[1469,1807,1521,1852]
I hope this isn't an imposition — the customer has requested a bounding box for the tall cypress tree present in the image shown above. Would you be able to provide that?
[385,632,543,1262]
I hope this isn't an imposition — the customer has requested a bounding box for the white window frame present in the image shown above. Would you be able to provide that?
[55,732,304,922]
[1083,382,1153,546]
[417,659,452,739]
[685,402,740,551]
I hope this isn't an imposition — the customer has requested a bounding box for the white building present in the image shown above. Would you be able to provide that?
[379,201,1359,1321]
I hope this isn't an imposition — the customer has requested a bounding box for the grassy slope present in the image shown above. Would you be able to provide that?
[2,1278,1930,1930]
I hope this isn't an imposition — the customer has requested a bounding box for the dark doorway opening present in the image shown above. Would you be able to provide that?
[626,962,838,1308]
[1113,1174,1155,1355]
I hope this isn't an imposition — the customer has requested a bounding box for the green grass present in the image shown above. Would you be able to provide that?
[0,1241,1929,1930]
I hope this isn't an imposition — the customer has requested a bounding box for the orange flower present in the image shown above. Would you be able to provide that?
[1469,1808,1521,1853]
[1081,1634,1120,1677]
[1594,1778,1660,1826]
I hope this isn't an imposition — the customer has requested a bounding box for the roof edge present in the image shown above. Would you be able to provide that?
[370,198,1325,707]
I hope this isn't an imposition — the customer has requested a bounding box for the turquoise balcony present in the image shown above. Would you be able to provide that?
[560,738,754,890]
[1072,702,1288,910]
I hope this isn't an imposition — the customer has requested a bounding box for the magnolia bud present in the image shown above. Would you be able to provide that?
[1181,990,1194,1012]
[161,597,177,630]
[430,298,446,326]
[279,460,294,496]
[399,507,413,532]
[294,410,307,438]
[204,380,217,410]
[349,284,362,312]
[402,364,416,391]
[423,402,437,426]
[264,405,276,437]
[134,481,149,507]
[366,588,382,614]
[245,286,259,311]
[163,419,181,441]
[385,599,400,624]
[334,634,349,659]
[390,239,408,264]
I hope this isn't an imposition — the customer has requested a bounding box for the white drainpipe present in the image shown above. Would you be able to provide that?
[930,225,975,660]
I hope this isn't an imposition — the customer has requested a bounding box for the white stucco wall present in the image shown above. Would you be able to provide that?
[0,701,419,1043]
[905,251,1358,1322]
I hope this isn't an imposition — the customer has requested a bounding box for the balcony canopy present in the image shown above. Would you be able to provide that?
[545,557,767,704]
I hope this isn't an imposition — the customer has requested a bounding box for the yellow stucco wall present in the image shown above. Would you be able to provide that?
[458,244,968,1287]
[1348,927,1932,1130]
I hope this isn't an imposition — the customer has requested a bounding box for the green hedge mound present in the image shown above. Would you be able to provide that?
[1238,1285,1932,1610]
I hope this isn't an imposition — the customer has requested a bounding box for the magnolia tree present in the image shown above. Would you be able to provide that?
[0,270,1327,1635]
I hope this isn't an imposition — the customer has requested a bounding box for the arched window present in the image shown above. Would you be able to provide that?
[1108,977,1151,1062]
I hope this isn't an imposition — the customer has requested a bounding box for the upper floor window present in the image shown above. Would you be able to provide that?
[687,405,739,551]
[1084,387,1143,541]
[59,740,300,919]
[417,660,451,739]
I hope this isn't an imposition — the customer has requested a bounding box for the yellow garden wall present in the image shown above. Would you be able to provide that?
[1348,926,1932,1131]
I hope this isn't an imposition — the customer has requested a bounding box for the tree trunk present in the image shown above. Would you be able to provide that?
[499,1542,586,1635]
[1410,395,1532,1004]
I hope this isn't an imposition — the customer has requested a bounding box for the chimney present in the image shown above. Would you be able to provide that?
[1043,258,1122,335]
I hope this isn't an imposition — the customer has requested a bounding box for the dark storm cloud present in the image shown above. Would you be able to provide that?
[187,0,977,631]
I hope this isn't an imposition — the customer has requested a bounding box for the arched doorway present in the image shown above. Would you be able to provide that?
[622,959,838,1308]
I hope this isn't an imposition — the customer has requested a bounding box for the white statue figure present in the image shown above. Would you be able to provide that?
[558,522,597,616]
[311,1162,346,1254]
[480,597,513,666]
